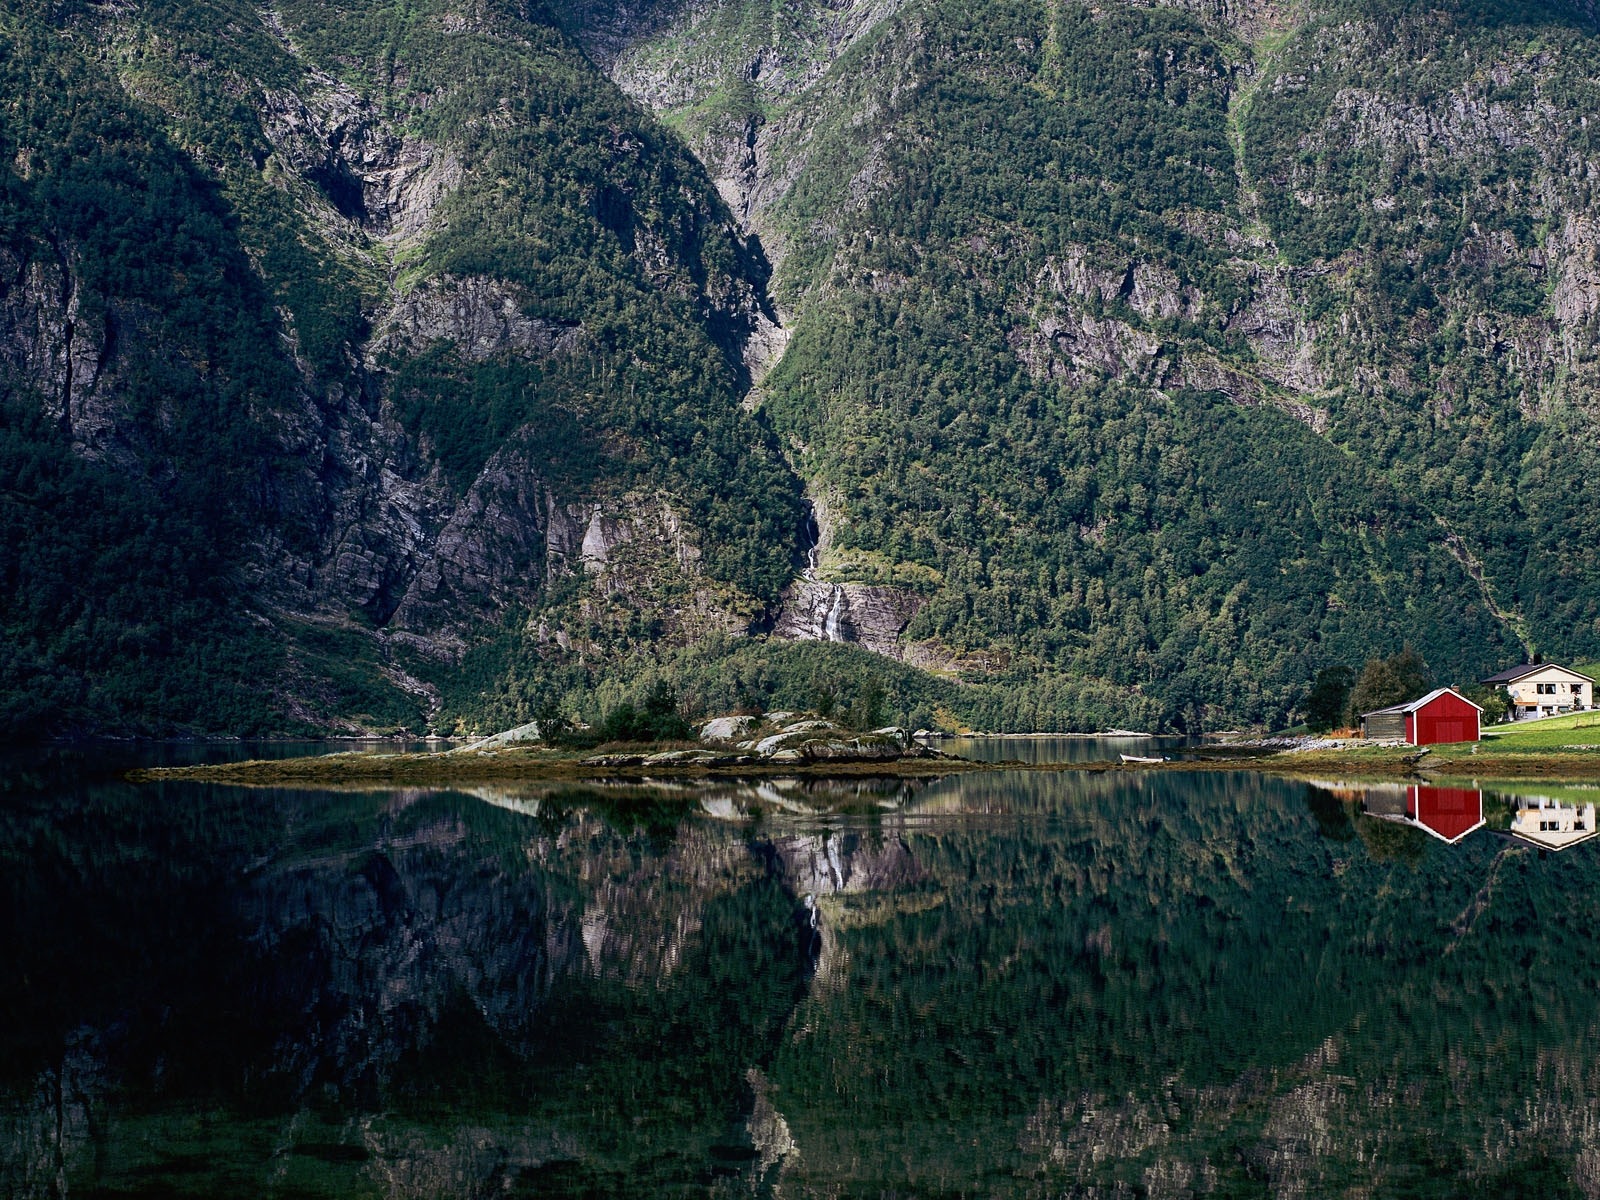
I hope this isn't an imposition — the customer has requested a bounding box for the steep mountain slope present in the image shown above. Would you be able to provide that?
[2,0,1598,735]
[578,0,1600,728]
[0,0,801,736]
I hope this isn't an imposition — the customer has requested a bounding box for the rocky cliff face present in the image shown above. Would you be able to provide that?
[593,0,914,278]
[773,579,925,657]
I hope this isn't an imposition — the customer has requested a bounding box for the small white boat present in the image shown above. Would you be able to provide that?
[1119,753,1166,764]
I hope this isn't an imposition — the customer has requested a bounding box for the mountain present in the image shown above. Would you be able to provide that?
[2,0,1598,736]
[0,0,800,735]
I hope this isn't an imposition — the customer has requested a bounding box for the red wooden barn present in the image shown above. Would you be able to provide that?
[1359,687,1482,746]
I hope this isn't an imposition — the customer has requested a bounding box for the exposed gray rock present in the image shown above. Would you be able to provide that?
[1549,214,1600,368]
[259,70,461,241]
[387,439,559,637]
[754,730,800,756]
[372,276,583,363]
[597,0,911,274]
[776,718,834,735]
[701,715,758,742]
[770,828,922,896]
[0,252,112,447]
[1222,267,1329,395]
[772,580,924,657]
[455,720,543,753]
[795,737,904,761]
[1039,248,1203,324]
[742,1067,798,1186]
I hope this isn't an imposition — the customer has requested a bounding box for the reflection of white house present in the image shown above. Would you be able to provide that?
[1478,663,1595,719]
[1508,796,1599,851]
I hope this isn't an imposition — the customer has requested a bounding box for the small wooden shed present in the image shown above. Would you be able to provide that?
[1360,687,1482,746]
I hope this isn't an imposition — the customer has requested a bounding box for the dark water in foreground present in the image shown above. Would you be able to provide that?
[5,750,1600,1197]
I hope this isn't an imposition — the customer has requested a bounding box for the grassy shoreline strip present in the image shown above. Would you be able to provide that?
[123,744,1600,789]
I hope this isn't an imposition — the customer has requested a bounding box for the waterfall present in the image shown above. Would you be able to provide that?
[800,501,821,578]
[822,584,846,642]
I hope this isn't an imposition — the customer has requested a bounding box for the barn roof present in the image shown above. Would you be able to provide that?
[1479,662,1595,685]
[1361,687,1483,719]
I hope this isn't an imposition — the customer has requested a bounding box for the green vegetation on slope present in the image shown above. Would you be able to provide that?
[746,0,1531,729]
[0,14,310,736]
[1239,0,1600,656]
[0,0,805,737]
[6,0,1600,738]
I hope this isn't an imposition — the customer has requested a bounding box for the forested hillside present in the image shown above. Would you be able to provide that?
[585,0,1600,729]
[1,0,1598,736]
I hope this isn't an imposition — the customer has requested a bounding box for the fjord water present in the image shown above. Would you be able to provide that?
[5,756,1600,1197]
[935,734,1197,763]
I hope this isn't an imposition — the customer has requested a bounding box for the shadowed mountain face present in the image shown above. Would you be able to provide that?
[3,0,1600,737]
[5,759,1600,1196]
[0,0,803,738]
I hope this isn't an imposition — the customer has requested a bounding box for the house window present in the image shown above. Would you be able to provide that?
[1537,683,1557,695]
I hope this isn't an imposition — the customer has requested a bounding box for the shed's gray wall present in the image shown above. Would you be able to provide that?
[1363,712,1407,740]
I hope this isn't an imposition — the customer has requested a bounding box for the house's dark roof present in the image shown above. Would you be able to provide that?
[1479,663,1595,685]
[1361,687,1484,719]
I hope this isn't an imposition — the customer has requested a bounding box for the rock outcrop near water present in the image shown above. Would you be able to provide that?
[772,579,925,658]
[584,711,935,765]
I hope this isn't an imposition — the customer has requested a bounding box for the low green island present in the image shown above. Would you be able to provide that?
[125,709,1600,789]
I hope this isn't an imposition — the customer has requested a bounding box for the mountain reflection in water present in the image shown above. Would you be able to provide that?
[5,761,1600,1196]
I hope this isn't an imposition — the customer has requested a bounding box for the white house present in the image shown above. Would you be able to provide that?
[1478,663,1594,720]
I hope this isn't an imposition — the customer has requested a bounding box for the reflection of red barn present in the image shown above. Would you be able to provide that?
[1359,687,1482,746]
[1407,785,1485,843]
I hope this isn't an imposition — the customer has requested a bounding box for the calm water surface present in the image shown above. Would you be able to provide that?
[4,748,1600,1197]
[935,734,1197,763]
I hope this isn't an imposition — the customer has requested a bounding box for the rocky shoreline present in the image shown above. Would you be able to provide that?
[120,710,1600,788]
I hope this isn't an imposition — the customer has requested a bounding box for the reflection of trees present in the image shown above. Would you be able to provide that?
[1353,810,1429,863]
[763,772,1600,1196]
[0,781,809,1197]
[9,770,1600,1197]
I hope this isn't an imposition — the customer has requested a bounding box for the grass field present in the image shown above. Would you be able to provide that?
[1479,711,1600,751]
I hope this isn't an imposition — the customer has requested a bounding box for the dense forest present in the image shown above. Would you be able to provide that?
[2,0,1598,735]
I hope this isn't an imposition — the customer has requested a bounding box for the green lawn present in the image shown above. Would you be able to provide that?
[1479,711,1600,751]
